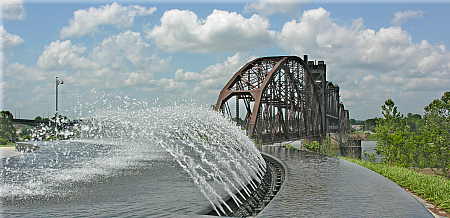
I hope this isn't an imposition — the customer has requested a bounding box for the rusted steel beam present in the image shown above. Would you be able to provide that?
[215,55,349,143]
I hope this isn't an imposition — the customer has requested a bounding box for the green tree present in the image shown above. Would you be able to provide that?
[421,92,450,177]
[375,99,413,166]
[0,111,17,143]
[406,113,423,132]
[363,118,379,132]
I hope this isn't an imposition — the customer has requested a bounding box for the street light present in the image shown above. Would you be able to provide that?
[55,76,64,135]
[55,76,64,117]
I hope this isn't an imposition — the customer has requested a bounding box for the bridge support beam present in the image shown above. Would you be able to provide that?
[215,55,350,143]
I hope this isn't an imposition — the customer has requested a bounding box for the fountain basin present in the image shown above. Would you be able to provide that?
[204,152,286,217]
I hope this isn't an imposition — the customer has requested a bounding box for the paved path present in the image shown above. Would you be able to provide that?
[258,146,433,218]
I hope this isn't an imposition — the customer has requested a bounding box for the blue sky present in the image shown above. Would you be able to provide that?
[2,0,450,120]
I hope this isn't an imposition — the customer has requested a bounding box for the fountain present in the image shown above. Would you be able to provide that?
[0,97,269,217]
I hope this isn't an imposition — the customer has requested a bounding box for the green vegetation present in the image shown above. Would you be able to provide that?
[342,157,450,213]
[284,143,297,150]
[18,127,32,141]
[304,141,320,152]
[350,119,364,125]
[300,136,340,156]
[363,118,379,132]
[319,136,340,156]
[374,92,450,177]
[0,110,17,145]
[0,142,15,147]
[363,151,377,162]
[366,133,377,141]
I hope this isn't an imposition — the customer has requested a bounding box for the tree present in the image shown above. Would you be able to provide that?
[35,116,43,121]
[364,118,379,131]
[406,113,423,132]
[0,111,17,143]
[375,99,413,166]
[350,119,364,125]
[421,92,450,177]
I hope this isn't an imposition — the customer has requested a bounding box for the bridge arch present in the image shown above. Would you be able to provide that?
[215,56,328,142]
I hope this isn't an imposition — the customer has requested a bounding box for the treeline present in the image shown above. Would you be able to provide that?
[0,111,73,144]
[0,111,17,144]
[374,92,449,177]
[351,113,423,132]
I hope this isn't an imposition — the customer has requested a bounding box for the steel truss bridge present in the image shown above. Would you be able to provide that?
[215,55,350,143]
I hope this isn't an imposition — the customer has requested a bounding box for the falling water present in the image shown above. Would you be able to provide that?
[0,97,266,216]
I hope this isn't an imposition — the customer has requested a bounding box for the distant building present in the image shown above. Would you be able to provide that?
[351,125,364,131]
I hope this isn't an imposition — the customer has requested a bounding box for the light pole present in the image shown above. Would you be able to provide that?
[55,76,64,117]
[55,77,64,134]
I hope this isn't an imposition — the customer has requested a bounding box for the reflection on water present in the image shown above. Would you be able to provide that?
[361,140,383,162]
[2,155,210,217]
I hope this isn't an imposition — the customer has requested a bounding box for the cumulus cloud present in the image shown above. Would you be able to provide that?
[60,3,156,38]
[278,7,450,118]
[35,31,168,88]
[245,0,306,16]
[4,30,168,117]
[391,10,424,26]
[4,62,47,81]
[37,40,96,70]
[1,0,25,20]
[0,26,24,48]
[148,9,275,53]
[172,53,254,101]
[92,31,168,76]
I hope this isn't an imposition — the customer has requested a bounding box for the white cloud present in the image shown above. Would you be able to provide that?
[278,7,450,118]
[245,0,306,15]
[92,31,167,75]
[4,31,168,117]
[175,53,244,83]
[0,0,25,20]
[37,40,97,70]
[148,78,187,90]
[60,3,156,38]
[391,10,424,26]
[148,9,275,53]
[0,26,24,48]
[35,31,168,88]
[172,53,253,101]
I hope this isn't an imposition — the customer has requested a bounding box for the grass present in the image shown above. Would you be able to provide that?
[366,134,377,141]
[341,157,450,213]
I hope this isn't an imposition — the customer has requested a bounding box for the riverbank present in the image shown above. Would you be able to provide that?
[342,157,450,217]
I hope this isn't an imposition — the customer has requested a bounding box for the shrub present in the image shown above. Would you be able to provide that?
[0,137,9,145]
[304,141,320,152]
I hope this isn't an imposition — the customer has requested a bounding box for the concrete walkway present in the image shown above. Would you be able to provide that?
[258,146,433,218]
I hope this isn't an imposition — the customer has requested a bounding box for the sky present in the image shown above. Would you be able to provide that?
[1,0,450,120]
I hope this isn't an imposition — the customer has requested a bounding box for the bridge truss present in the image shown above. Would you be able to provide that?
[215,55,350,143]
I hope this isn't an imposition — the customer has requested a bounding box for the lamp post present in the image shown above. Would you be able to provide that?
[55,77,64,133]
[55,76,64,116]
